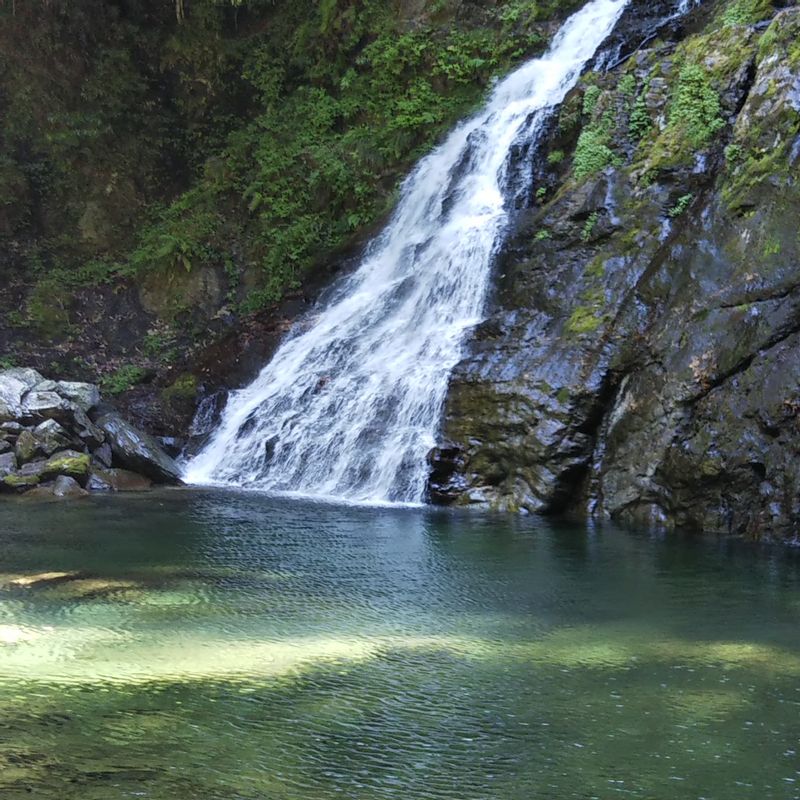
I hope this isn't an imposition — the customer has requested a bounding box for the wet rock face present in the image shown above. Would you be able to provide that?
[0,369,182,498]
[94,413,181,484]
[431,5,800,538]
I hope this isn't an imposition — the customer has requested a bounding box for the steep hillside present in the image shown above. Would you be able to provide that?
[0,0,582,426]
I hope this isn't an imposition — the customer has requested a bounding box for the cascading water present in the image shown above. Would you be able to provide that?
[186,0,631,502]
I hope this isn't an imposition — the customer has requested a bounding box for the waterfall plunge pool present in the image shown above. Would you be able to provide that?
[0,490,798,799]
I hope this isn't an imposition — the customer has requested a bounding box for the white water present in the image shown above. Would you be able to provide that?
[186,0,630,502]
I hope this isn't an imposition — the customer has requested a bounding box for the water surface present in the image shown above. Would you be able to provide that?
[0,491,798,799]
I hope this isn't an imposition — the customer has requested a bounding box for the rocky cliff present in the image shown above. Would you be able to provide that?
[430,0,800,538]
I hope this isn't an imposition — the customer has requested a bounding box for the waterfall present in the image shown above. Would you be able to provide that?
[185,0,630,503]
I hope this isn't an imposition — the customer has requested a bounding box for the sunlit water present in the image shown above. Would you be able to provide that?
[0,493,799,799]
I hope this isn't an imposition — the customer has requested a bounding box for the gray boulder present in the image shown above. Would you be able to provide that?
[0,368,45,421]
[52,475,89,498]
[92,442,113,468]
[55,381,101,412]
[21,390,68,421]
[72,407,105,449]
[0,452,17,478]
[32,419,73,456]
[95,413,182,484]
[15,429,37,464]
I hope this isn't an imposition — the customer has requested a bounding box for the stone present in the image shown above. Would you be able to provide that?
[87,467,153,492]
[2,472,41,492]
[71,407,105,449]
[0,451,17,478]
[0,368,44,421]
[52,475,89,498]
[41,450,91,484]
[20,390,67,421]
[92,442,113,468]
[0,440,10,455]
[95,413,182,484]
[32,419,72,457]
[55,381,101,412]
[14,429,37,464]
[1,422,22,434]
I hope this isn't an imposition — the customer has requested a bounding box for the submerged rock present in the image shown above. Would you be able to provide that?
[87,468,153,492]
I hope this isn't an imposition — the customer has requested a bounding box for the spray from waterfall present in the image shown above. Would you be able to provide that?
[185,0,633,502]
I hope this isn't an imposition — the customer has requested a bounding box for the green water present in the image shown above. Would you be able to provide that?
[0,491,798,799]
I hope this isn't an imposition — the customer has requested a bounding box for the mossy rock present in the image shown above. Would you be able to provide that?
[42,451,91,483]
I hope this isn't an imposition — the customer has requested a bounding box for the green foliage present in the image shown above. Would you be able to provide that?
[668,64,725,149]
[573,128,616,179]
[534,229,551,241]
[721,0,773,27]
[565,289,606,335]
[725,143,744,166]
[668,193,693,218]
[101,365,148,395]
[547,150,565,165]
[582,85,602,116]
[581,212,599,241]
[628,83,652,141]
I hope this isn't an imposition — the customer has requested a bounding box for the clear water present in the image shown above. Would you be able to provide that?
[1,492,799,799]
[185,0,630,502]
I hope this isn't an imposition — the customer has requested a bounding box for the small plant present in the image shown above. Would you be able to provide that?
[668,193,693,218]
[582,85,602,116]
[101,365,148,396]
[724,143,743,166]
[546,149,565,165]
[628,84,652,141]
[0,356,16,369]
[535,229,552,241]
[535,186,548,202]
[581,212,599,242]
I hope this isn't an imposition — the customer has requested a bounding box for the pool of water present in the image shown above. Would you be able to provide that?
[0,490,798,799]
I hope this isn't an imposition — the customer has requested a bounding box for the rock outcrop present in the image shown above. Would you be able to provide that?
[430,3,800,539]
[0,368,181,498]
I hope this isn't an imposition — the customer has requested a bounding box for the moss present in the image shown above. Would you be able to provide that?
[45,453,91,478]
[565,288,607,335]
[162,373,199,405]
[3,474,40,490]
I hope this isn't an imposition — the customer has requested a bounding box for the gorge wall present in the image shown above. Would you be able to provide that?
[430,0,800,538]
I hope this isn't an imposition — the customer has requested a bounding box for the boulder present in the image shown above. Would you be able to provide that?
[55,381,101,412]
[52,475,89,498]
[95,413,182,484]
[0,368,44,421]
[87,467,152,492]
[1,422,22,434]
[92,442,113,468]
[21,390,68,422]
[41,450,91,484]
[0,439,10,455]
[32,419,73,456]
[14,429,37,464]
[71,407,105,449]
[2,470,41,492]
[0,452,17,478]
